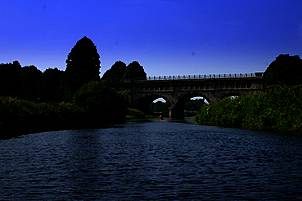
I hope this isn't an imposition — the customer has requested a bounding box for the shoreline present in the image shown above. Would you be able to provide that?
[2,116,299,140]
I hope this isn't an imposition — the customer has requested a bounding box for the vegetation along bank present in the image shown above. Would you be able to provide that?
[196,54,302,134]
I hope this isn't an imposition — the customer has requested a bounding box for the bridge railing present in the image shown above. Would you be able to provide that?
[147,73,263,80]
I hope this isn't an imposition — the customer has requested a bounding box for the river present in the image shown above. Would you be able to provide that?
[1,121,302,200]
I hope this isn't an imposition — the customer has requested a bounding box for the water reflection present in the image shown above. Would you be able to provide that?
[65,130,101,198]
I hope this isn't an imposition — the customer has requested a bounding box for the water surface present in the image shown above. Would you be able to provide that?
[1,121,302,200]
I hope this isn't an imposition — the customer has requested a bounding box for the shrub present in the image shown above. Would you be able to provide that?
[196,85,302,134]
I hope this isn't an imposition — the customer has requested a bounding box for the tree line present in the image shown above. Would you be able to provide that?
[0,36,147,137]
[0,37,147,102]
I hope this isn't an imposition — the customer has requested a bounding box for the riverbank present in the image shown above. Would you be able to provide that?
[0,96,126,139]
[196,85,302,134]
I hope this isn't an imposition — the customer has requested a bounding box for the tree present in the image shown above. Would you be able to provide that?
[19,65,42,100]
[65,36,101,91]
[102,61,126,84]
[123,61,147,81]
[74,81,127,125]
[264,54,302,86]
[0,61,21,96]
[41,68,64,101]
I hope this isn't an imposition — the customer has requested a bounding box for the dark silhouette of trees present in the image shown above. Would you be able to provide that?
[74,81,127,125]
[102,61,127,84]
[12,60,21,68]
[41,68,64,101]
[123,61,147,81]
[0,62,43,100]
[102,61,147,83]
[101,60,147,108]
[0,97,85,137]
[0,37,152,136]
[264,54,302,86]
[19,65,42,100]
[65,36,101,92]
[0,61,21,97]
[0,62,64,101]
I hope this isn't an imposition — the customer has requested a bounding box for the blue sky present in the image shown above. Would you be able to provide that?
[0,0,301,76]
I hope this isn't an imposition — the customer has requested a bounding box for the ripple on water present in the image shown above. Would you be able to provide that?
[0,122,302,200]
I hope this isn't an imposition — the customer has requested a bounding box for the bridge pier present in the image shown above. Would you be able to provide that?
[168,105,184,119]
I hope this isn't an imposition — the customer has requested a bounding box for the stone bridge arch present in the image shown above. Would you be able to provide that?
[133,92,220,119]
[171,92,219,119]
[127,73,264,119]
[133,93,177,117]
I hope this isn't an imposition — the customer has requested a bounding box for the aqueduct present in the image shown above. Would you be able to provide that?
[124,73,264,118]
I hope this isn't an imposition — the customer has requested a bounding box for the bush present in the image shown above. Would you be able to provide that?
[126,108,145,120]
[0,97,84,137]
[196,85,302,134]
[74,81,127,126]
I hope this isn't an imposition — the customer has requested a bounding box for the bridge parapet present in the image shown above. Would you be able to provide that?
[147,72,263,81]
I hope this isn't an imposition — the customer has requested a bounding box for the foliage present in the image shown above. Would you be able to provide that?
[126,108,146,120]
[263,54,302,86]
[41,68,65,101]
[184,99,206,117]
[0,80,130,137]
[102,60,147,84]
[0,62,66,101]
[74,81,127,125]
[19,65,43,100]
[65,36,101,91]
[196,85,302,133]
[102,61,126,84]
[0,97,84,137]
[0,37,133,137]
[0,61,21,97]
[123,61,147,81]
[0,80,129,137]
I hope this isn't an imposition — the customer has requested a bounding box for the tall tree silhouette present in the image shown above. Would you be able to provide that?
[123,61,147,81]
[102,61,126,84]
[65,36,101,91]
[264,54,302,86]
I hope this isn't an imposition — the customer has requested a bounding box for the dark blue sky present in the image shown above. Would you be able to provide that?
[1,0,301,76]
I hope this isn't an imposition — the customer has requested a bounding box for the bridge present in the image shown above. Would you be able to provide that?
[124,72,264,119]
